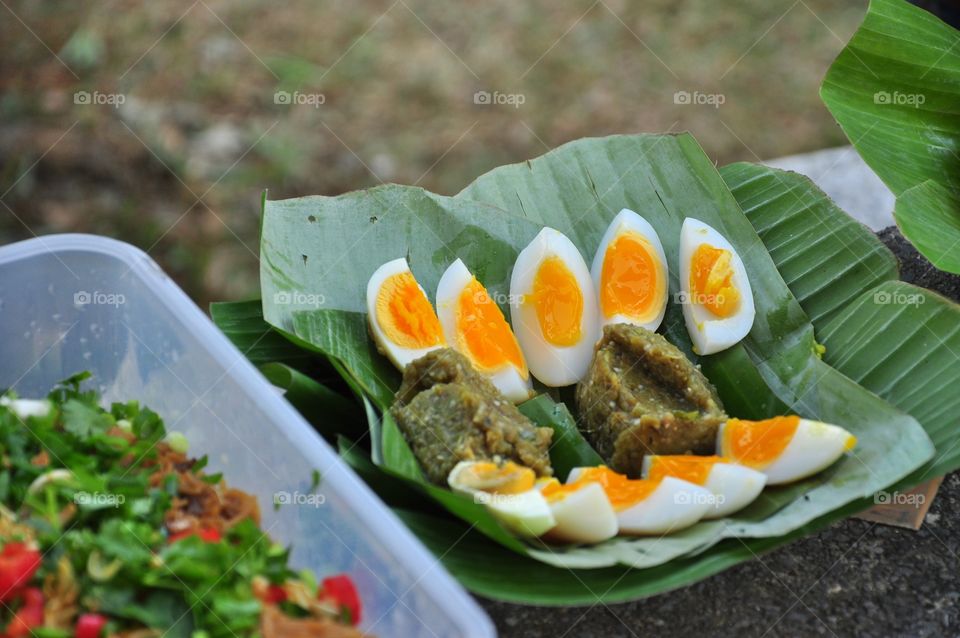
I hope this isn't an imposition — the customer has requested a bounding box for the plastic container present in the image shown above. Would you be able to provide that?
[0,234,495,638]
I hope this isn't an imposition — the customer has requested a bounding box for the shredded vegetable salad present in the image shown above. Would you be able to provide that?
[0,373,366,637]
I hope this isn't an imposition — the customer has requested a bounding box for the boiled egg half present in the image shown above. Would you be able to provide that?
[436,259,532,402]
[641,455,766,519]
[717,416,857,485]
[678,218,755,355]
[366,258,445,370]
[510,227,600,387]
[566,466,711,535]
[591,209,669,331]
[448,461,555,537]
[539,478,619,543]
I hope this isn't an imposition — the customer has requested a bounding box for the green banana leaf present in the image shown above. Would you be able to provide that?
[387,161,960,604]
[258,362,361,439]
[257,134,933,581]
[210,300,318,368]
[719,162,898,325]
[820,281,960,485]
[895,181,960,273]
[723,163,960,488]
[394,492,876,605]
[821,0,960,272]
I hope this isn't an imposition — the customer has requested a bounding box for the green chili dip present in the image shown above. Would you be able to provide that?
[391,348,553,485]
[576,324,727,477]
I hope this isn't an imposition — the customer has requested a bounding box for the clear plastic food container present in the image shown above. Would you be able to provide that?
[0,234,495,638]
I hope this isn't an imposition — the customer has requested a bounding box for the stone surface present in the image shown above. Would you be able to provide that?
[479,229,960,637]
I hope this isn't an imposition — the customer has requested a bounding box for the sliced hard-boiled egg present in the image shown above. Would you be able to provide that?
[717,416,858,485]
[566,466,711,535]
[641,455,766,519]
[509,227,600,387]
[436,259,532,402]
[448,461,555,537]
[590,209,669,331]
[539,478,618,543]
[678,218,755,355]
[366,258,445,370]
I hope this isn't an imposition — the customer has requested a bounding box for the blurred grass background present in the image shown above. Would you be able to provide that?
[0,0,870,306]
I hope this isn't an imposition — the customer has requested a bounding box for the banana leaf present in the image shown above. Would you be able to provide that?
[258,134,933,585]
[719,163,898,325]
[723,163,960,489]
[821,0,960,272]
[387,162,960,604]
[210,300,318,368]
[258,362,361,439]
[820,281,960,485]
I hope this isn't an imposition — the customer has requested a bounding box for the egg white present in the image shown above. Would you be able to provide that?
[366,257,444,371]
[436,259,532,402]
[448,462,556,537]
[639,457,767,519]
[566,468,711,535]
[590,209,669,331]
[717,418,857,486]
[678,218,755,356]
[510,227,600,387]
[541,481,618,544]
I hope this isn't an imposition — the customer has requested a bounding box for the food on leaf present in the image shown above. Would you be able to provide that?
[391,348,553,484]
[436,258,532,402]
[590,209,669,332]
[448,461,556,537]
[567,466,711,535]
[509,227,600,387]
[366,257,446,370]
[718,416,857,485]
[576,324,727,477]
[641,455,766,518]
[539,479,618,544]
[678,217,756,355]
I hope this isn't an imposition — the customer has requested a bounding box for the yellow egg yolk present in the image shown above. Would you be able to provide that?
[375,271,445,349]
[646,455,723,486]
[690,244,741,318]
[458,462,536,494]
[540,478,588,503]
[456,278,528,376]
[722,416,800,468]
[529,256,583,347]
[569,466,660,511]
[600,232,664,321]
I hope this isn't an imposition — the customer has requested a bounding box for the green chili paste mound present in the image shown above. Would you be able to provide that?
[391,348,553,485]
[576,324,727,477]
